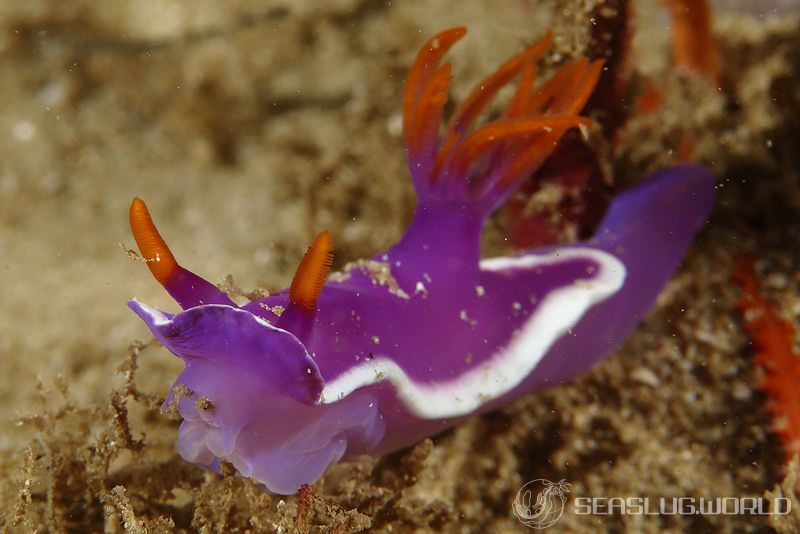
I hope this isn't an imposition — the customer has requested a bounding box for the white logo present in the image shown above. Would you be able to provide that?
[513,479,570,529]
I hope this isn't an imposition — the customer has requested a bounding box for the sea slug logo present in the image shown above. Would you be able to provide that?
[512,479,570,529]
[511,479,791,529]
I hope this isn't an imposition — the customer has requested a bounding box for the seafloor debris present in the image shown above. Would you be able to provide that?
[504,0,724,249]
[663,0,720,83]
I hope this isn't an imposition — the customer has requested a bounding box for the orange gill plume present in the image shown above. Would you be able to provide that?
[402,27,466,181]
[402,27,604,203]
[289,230,334,312]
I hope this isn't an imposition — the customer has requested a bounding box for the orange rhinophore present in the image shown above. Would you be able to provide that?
[289,230,334,311]
[733,255,800,491]
[129,197,180,285]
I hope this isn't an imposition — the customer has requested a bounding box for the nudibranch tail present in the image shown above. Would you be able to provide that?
[129,198,235,309]
[402,27,604,214]
[289,230,334,312]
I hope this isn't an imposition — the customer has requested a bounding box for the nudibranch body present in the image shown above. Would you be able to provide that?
[128,28,715,494]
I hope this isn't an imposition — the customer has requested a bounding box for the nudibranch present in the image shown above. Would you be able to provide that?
[127,28,715,494]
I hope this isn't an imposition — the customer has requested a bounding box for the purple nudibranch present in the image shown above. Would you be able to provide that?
[128,28,715,494]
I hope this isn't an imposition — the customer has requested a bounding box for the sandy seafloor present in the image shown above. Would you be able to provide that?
[0,1,799,532]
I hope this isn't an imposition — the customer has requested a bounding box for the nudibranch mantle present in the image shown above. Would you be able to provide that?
[127,27,715,494]
[318,248,625,418]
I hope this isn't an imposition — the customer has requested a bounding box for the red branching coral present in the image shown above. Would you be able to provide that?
[734,255,800,494]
